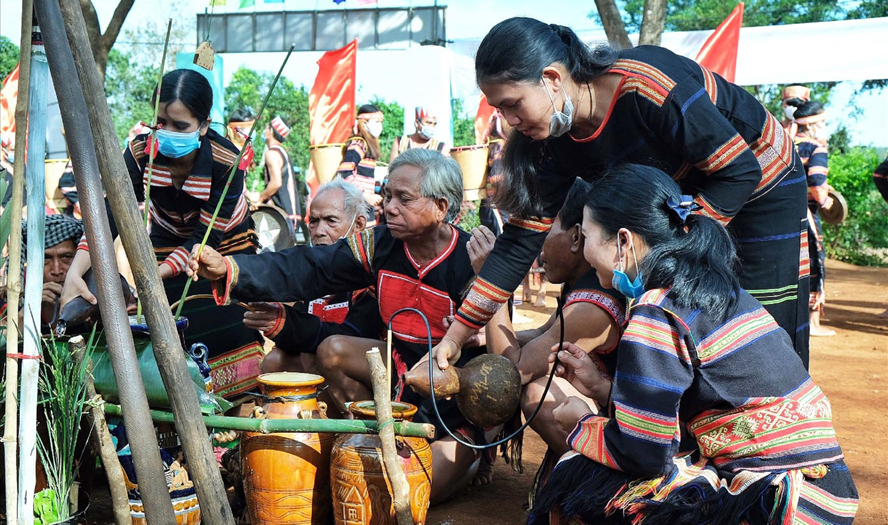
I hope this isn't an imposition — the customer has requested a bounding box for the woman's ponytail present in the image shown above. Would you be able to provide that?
[548,24,618,82]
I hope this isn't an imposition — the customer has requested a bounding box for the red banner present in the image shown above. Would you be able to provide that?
[695,3,744,83]
[474,94,497,144]
[1,64,20,146]
[307,39,357,194]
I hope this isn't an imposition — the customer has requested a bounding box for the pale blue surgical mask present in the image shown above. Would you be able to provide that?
[543,77,574,137]
[612,238,644,298]
[156,127,201,158]
[419,125,436,140]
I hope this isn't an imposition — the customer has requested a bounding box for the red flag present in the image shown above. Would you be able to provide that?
[1,64,20,144]
[695,3,744,83]
[474,94,497,144]
[307,39,357,195]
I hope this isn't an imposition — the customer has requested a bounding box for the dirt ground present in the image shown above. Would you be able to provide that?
[81,259,886,524]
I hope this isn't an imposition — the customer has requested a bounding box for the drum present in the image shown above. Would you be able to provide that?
[253,204,296,253]
[310,143,345,185]
[451,144,489,201]
[820,188,849,225]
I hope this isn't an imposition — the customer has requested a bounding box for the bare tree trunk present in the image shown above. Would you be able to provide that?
[78,0,135,81]
[593,0,633,49]
[638,0,667,46]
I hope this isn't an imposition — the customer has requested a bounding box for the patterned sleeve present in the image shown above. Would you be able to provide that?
[804,142,830,205]
[651,75,766,225]
[455,159,573,328]
[213,229,377,306]
[338,138,376,198]
[567,304,694,478]
[162,146,249,277]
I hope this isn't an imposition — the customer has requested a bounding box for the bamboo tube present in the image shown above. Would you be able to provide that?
[34,0,177,521]
[17,20,49,524]
[2,3,34,523]
[70,336,130,525]
[101,403,436,439]
[54,0,234,520]
[366,348,414,525]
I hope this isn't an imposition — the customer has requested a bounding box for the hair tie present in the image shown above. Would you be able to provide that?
[549,24,570,45]
[666,195,702,223]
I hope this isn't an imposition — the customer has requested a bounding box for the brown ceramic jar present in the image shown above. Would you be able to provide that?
[330,401,433,525]
[241,372,334,524]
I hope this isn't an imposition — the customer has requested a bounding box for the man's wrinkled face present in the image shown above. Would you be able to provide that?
[44,239,76,284]
[308,188,355,246]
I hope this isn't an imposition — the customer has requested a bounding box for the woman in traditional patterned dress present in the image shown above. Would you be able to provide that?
[61,69,265,398]
[531,166,857,525]
[433,17,812,372]
[788,99,837,337]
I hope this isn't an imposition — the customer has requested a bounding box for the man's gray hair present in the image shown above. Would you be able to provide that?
[318,178,374,220]
[389,148,463,222]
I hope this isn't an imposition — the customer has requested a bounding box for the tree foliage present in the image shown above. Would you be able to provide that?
[104,48,157,145]
[224,67,311,192]
[368,96,404,164]
[0,36,19,81]
[451,98,476,148]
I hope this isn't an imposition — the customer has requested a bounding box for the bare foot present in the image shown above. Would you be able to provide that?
[472,458,494,486]
[533,298,547,308]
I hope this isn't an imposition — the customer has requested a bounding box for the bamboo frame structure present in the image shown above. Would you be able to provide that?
[54,0,236,520]
[2,3,34,523]
[18,20,49,524]
[102,403,436,439]
[35,0,178,521]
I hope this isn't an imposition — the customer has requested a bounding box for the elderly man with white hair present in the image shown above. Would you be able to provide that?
[188,148,488,504]
[243,179,381,374]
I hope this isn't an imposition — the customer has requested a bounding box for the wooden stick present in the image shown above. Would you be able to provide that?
[3,3,34,523]
[70,336,130,525]
[366,348,414,525]
[18,19,49,523]
[386,328,393,396]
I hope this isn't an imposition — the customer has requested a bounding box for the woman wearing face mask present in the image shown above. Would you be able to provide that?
[389,106,449,163]
[337,104,386,211]
[789,99,836,337]
[531,166,857,525]
[62,68,265,398]
[780,84,810,131]
[433,17,812,374]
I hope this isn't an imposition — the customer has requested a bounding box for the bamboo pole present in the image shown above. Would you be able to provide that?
[54,0,235,521]
[17,18,48,524]
[102,403,437,439]
[34,0,177,522]
[2,3,34,523]
[366,348,414,525]
[69,336,130,525]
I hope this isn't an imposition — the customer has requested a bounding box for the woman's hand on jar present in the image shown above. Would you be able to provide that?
[186,245,228,282]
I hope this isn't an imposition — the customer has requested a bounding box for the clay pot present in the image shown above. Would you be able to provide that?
[402,353,521,428]
[241,372,334,524]
[330,401,433,525]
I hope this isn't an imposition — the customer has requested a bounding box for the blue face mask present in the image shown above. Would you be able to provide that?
[612,238,644,298]
[155,127,202,158]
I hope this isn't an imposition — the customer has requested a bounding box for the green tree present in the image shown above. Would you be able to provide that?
[451,98,476,148]
[0,36,19,81]
[368,96,404,164]
[224,66,311,192]
[104,48,158,145]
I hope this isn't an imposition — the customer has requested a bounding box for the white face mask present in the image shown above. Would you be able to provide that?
[783,106,797,121]
[811,122,830,141]
[543,77,574,137]
[366,121,383,138]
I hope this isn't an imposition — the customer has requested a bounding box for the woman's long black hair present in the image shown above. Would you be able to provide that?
[583,164,741,319]
[475,17,619,218]
[152,69,213,123]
